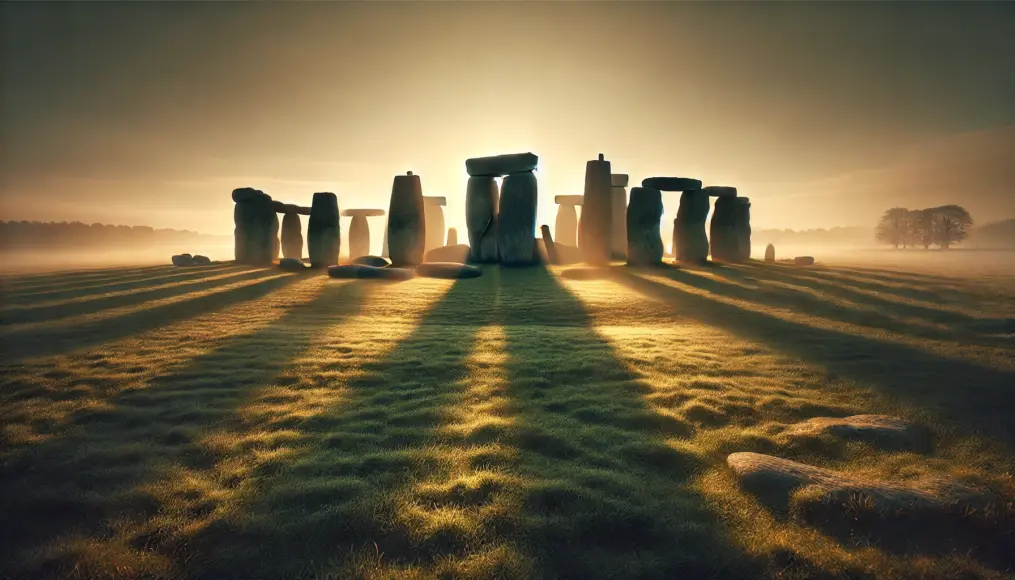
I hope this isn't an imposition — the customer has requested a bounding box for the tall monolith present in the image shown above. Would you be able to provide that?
[674,190,710,263]
[498,171,538,265]
[626,187,664,266]
[611,174,628,259]
[423,196,447,254]
[232,187,275,265]
[554,195,582,248]
[387,172,425,267]
[308,192,340,268]
[578,153,612,265]
[711,196,752,262]
[466,176,499,263]
[281,212,303,259]
[733,197,752,262]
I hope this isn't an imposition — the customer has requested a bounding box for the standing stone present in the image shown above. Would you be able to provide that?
[710,196,751,263]
[579,154,612,265]
[498,171,538,266]
[308,192,340,268]
[281,213,303,259]
[423,196,447,254]
[674,190,710,263]
[343,209,385,260]
[626,187,664,266]
[466,175,499,263]
[232,187,275,265]
[611,174,628,260]
[270,213,280,262]
[554,195,582,248]
[733,197,752,262]
[765,243,776,262]
[446,227,458,247]
[387,172,426,267]
[381,223,389,258]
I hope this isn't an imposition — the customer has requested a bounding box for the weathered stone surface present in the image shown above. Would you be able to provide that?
[579,154,612,265]
[171,254,194,266]
[498,171,538,266]
[279,257,307,271]
[416,262,482,279]
[466,176,499,263]
[423,197,446,255]
[234,190,275,265]
[281,213,303,260]
[554,203,579,248]
[328,264,415,280]
[611,174,629,188]
[348,215,371,260]
[733,197,751,262]
[541,225,558,265]
[192,255,211,265]
[710,197,751,263]
[727,452,990,513]
[626,187,664,266]
[765,243,776,262]
[674,190,710,263]
[232,187,270,204]
[308,192,340,268]
[702,185,737,198]
[446,227,458,247]
[466,152,538,177]
[794,256,815,266]
[424,244,470,264]
[387,172,425,267]
[787,415,930,451]
[611,186,628,259]
[351,255,390,268]
[641,177,703,192]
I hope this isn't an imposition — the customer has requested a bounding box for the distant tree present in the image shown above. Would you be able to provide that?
[932,205,973,249]
[875,207,911,249]
[909,208,937,249]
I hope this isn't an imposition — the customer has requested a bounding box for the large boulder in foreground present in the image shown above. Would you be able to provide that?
[465,152,538,177]
[425,244,471,264]
[416,262,483,279]
[787,415,930,451]
[497,171,538,266]
[308,191,340,268]
[626,187,664,266]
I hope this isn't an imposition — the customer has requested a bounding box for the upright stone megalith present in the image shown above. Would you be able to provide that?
[554,195,582,248]
[611,174,628,260]
[281,212,303,260]
[674,190,710,263]
[626,187,664,266]
[423,196,447,254]
[498,171,538,266]
[232,187,275,265]
[343,209,385,260]
[765,243,775,262]
[387,171,426,267]
[710,196,750,263]
[446,227,458,247]
[733,197,752,262]
[579,153,612,265]
[466,175,499,263]
[308,192,340,268]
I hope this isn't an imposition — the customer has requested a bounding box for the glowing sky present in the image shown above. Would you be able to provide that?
[2,2,1013,241]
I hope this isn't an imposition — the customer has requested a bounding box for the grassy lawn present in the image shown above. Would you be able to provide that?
[1,260,1014,579]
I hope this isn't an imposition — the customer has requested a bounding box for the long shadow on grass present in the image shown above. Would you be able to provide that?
[0,264,172,291]
[610,268,1015,448]
[496,267,756,579]
[0,267,275,326]
[0,280,366,577]
[0,270,305,362]
[184,276,498,578]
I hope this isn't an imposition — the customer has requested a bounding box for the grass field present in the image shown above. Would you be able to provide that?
[1,259,1014,579]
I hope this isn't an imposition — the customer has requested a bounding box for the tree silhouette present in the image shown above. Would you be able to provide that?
[875,206,973,249]
[875,207,911,249]
[909,208,937,249]
[932,205,973,249]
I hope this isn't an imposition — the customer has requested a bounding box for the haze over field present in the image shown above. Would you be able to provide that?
[2,2,1014,244]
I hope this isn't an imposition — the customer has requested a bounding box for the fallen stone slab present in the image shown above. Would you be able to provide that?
[424,244,471,264]
[351,255,390,268]
[765,243,775,262]
[702,185,737,198]
[466,152,538,177]
[611,174,629,187]
[641,177,703,192]
[341,209,385,217]
[794,256,815,266]
[416,262,482,279]
[279,257,308,271]
[192,255,211,265]
[171,254,194,266]
[787,415,930,451]
[328,264,415,280]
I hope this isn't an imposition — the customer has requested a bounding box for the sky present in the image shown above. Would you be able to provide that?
[1,1,1013,252]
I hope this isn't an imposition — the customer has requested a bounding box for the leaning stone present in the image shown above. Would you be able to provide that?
[308,192,340,268]
[787,415,930,451]
[610,185,628,259]
[626,187,664,266]
[727,452,991,515]
[279,257,308,271]
[446,227,458,247]
[641,177,703,192]
[674,190,710,263]
[765,244,776,262]
[579,154,612,265]
[281,212,303,260]
[466,152,538,177]
[423,196,447,255]
[416,262,483,279]
[328,264,415,280]
[351,255,390,268]
[794,256,815,266]
[498,171,538,266]
[541,225,559,265]
[466,176,499,263]
[424,244,470,264]
[171,254,194,266]
[611,174,629,187]
[702,186,738,198]
[387,172,425,267]
[192,255,211,265]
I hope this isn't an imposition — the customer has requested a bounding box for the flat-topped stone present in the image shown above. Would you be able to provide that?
[416,262,482,279]
[787,414,930,451]
[555,195,584,206]
[702,186,737,198]
[641,177,703,192]
[351,255,390,268]
[423,196,447,206]
[611,174,629,187]
[281,204,312,215]
[466,152,538,177]
[342,209,385,217]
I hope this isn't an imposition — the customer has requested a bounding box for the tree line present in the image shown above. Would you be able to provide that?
[875,205,973,249]
[0,221,224,249]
